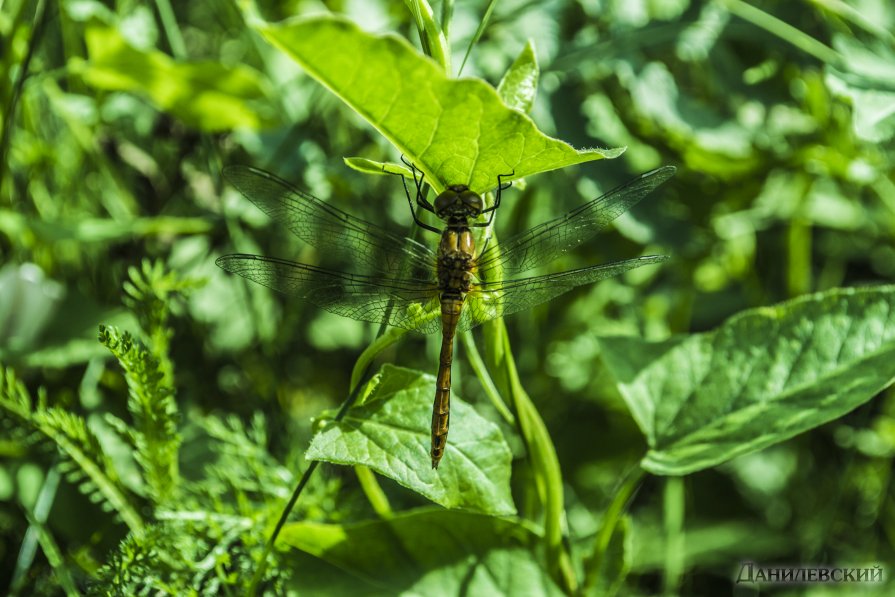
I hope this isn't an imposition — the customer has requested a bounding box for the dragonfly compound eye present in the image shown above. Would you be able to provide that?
[434,185,483,218]
[459,190,484,215]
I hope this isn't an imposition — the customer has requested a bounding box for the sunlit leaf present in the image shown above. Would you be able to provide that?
[280,508,563,596]
[74,24,272,131]
[601,286,895,475]
[258,15,622,193]
[497,40,539,114]
[306,365,514,515]
[826,34,895,142]
[343,156,412,178]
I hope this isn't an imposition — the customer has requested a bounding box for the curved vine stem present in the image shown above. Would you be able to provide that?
[582,465,645,592]
[460,330,515,425]
[483,318,577,594]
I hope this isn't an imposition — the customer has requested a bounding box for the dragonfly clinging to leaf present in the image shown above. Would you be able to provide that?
[217,163,675,468]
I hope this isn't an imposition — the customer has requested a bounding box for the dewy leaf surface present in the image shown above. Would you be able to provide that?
[306,365,514,515]
[600,286,895,475]
[258,15,622,193]
[279,508,563,596]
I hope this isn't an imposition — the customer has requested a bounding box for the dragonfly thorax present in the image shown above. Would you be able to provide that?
[434,185,483,220]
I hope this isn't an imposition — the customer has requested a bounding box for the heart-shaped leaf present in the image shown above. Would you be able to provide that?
[258,15,622,193]
[306,365,514,515]
[600,285,895,475]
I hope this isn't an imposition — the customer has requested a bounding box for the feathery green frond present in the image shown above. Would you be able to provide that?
[0,364,144,531]
[122,259,201,385]
[99,325,181,503]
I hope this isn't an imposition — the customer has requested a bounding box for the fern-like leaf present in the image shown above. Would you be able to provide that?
[99,325,181,503]
[0,364,144,531]
[122,259,201,386]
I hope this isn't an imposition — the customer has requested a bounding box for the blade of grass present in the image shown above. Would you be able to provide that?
[405,0,451,73]
[458,0,500,76]
[805,0,895,43]
[355,465,393,517]
[154,0,187,57]
[718,0,844,67]
[0,0,48,193]
[441,0,455,46]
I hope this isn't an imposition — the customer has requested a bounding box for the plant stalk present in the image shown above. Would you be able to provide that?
[582,466,645,591]
[486,318,577,594]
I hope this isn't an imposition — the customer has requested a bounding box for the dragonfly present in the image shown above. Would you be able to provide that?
[217,164,675,469]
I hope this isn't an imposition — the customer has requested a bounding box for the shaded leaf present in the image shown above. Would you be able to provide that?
[594,516,631,596]
[600,286,895,475]
[258,15,622,193]
[279,508,563,596]
[306,365,514,515]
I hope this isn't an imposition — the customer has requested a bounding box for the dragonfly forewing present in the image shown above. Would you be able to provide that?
[223,165,436,279]
[216,254,442,335]
[458,255,669,332]
[475,166,675,277]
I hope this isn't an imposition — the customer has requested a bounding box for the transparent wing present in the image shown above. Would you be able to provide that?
[458,255,669,332]
[476,166,675,277]
[223,165,436,278]
[217,254,442,335]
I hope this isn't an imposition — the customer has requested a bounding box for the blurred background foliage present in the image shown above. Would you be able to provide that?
[1,0,894,594]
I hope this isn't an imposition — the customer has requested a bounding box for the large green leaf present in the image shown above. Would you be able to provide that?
[73,24,272,131]
[600,286,895,475]
[257,15,622,193]
[306,365,514,515]
[279,508,563,596]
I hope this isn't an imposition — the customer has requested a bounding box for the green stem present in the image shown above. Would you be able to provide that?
[488,318,577,594]
[582,466,645,592]
[662,476,685,597]
[404,0,451,74]
[350,327,407,391]
[154,0,187,58]
[460,330,515,425]
[718,0,844,67]
[787,215,812,297]
[355,465,393,517]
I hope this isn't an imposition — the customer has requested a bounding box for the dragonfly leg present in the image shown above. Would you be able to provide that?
[407,159,437,214]
[388,158,440,233]
[473,170,515,228]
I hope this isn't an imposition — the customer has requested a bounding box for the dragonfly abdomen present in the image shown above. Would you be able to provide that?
[431,293,464,469]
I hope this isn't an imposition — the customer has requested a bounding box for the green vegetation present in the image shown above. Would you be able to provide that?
[1,0,893,595]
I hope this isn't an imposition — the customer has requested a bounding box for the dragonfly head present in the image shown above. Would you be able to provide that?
[434,185,483,220]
